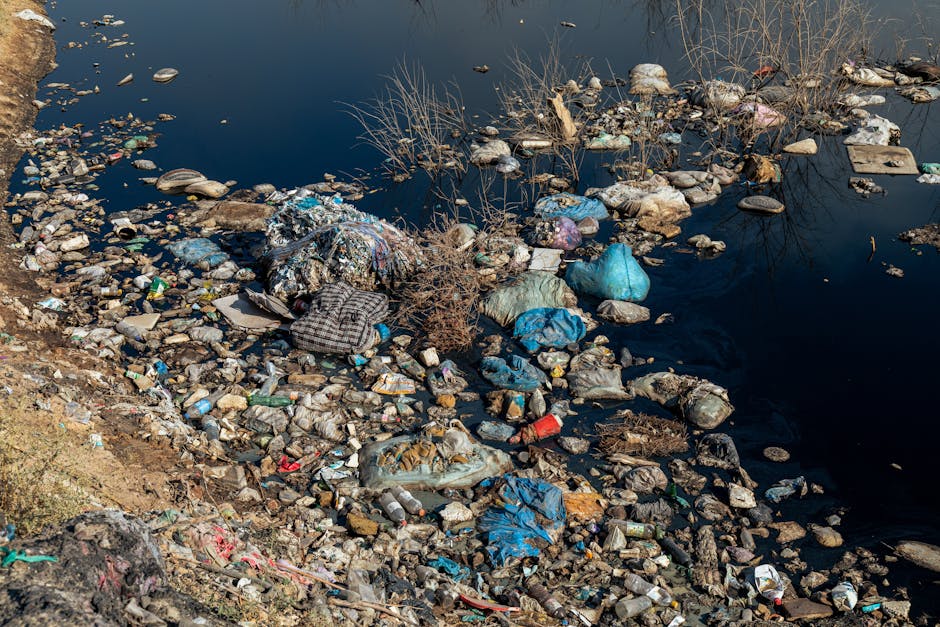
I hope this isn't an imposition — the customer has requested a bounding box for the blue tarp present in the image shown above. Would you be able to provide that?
[480,355,547,391]
[513,308,586,352]
[565,243,650,302]
[534,193,609,221]
[477,476,566,565]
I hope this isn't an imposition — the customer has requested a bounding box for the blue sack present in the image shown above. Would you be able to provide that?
[479,355,547,391]
[534,193,609,221]
[513,308,585,352]
[565,243,650,302]
[477,476,566,565]
[167,238,230,269]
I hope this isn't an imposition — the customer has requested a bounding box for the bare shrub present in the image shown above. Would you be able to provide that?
[345,59,469,180]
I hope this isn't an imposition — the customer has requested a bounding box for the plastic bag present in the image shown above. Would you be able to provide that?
[477,476,566,565]
[844,115,900,146]
[480,355,547,391]
[629,63,676,95]
[481,272,578,326]
[167,238,230,269]
[534,193,609,221]
[529,217,582,250]
[586,176,690,223]
[513,308,586,352]
[566,346,632,400]
[565,243,650,302]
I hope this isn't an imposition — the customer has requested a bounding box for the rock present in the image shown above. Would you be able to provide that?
[783,138,818,155]
[728,483,757,509]
[782,598,833,620]
[687,234,726,253]
[156,168,207,192]
[763,446,790,462]
[216,394,248,412]
[184,180,229,198]
[205,200,273,231]
[637,216,681,238]
[597,300,650,324]
[882,600,911,620]
[811,525,844,548]
[738,195,785,214]
[153,68,179,83]
[470,140,511,165]
[347,512,379,536]
[896,540,940,572]
[557,436,590,454]
[769,521,807,543]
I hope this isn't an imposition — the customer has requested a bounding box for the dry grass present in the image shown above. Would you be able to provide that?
[673,0,873,147]
[597,410,689,457]
[390,221,485,353]
[345,59,469,180]
[0,400,87,535]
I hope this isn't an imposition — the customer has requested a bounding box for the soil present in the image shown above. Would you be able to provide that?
[0,0,180,526]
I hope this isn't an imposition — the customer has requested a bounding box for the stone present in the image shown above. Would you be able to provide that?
[882,600,911,620]
[156,168,206,192]
[184,180,229,198]
[153,68,179,83]
[206,200,273,231]
[769,521,806,543]
[763,446,790,462]
[418,348,440,368]
[728,483,757,509]
[811,525,843,547]
[783,138,818,155]
[637,216,681,238]
[347,512,379,536]
[896,540,940,572]
[738,195,785,214]
[781,598,833,620]
[216,394,248,412]
[470,140,511,165]
[597,300,650,324]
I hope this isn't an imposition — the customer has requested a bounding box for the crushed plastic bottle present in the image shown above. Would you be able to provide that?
[623,573,678,608]
[831,581,858,611]
[615,595,652,619]
[754,564,785,606]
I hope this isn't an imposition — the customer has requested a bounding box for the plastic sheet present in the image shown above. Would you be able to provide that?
[513,308,585,352]
[477,476,566,565]
[480,355,547,391]
[534,193,609,221]
[565,243,650,302]
[480,271,577,326]
[528,217,582,251]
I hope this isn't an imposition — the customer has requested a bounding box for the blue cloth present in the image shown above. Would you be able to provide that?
[534,193,609,221]
[479,355,547,391]
[565,243,650,302]
[513,308,585,352]
[477,476,566,565]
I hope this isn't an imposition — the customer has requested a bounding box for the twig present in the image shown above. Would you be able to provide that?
[328,598,419,625]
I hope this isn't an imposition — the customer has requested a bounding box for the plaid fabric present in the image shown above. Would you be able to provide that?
[290,282,388,354]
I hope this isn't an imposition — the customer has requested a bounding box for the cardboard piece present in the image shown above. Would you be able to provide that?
[846,145,918,174]
[213,293,288,331]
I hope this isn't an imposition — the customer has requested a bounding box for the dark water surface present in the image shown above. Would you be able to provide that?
[18,0,940,613]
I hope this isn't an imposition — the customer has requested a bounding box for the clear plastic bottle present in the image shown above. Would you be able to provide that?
[623,573,677,607]
[527,583,566,619]
[390,486,425,516]
[378,492,406,525]
[615,595,652,619]
[608,519,664,540]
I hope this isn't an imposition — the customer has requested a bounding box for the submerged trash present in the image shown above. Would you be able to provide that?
[565,243,651,302]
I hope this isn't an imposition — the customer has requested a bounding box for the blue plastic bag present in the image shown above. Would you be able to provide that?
[513,308,586,352]
[565,243,650,302]
[534,193,609,221]
[477,476,566,565]
[480,355,547,391]
[167,238,230,269]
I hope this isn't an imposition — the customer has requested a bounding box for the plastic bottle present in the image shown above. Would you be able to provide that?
[527,583,566,620]
[201,416,220,441]
[248,393,297,407]
[147,277,169,300]
[378,492,407,525]
[185,390,227,420]
[623,573,678,608]
[114,320,144,342]
[660,535,693,568]
[754,564,785,606]
[98,286,122,297]
[615,595,652,619]
[390,486,426,516]
[608,519,664,540]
